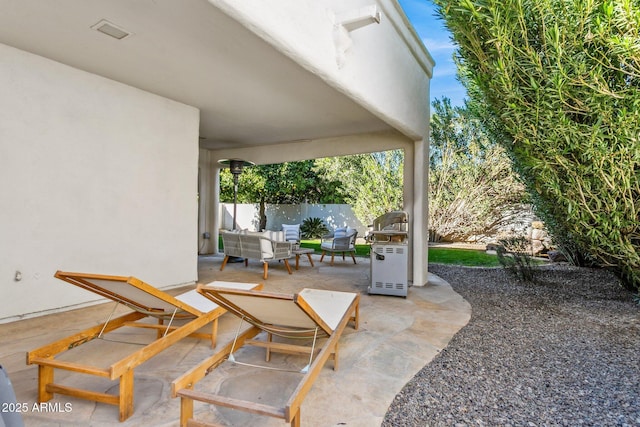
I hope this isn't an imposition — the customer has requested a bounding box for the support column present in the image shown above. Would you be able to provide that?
[412,138,429,286]
[212,167,221,255]
[198,149,220,255]
[403,145,415,283]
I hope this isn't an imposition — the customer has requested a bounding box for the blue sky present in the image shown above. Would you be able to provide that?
[398,0,467,107]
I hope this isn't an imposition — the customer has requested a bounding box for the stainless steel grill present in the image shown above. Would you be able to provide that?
[368,211,409,297]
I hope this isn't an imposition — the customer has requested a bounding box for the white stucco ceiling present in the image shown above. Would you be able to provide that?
[0,0,392,149]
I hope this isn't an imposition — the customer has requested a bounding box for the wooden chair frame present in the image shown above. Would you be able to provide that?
[26,271,261,422]
[172,285,360,427]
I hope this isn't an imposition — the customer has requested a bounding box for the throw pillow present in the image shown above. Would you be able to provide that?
[282,224,300,242]
[334,227,347,238]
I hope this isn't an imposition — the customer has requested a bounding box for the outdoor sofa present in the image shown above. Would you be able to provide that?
[220,230,294,279]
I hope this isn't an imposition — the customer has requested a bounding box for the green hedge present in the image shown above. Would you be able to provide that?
[435,0,640,291]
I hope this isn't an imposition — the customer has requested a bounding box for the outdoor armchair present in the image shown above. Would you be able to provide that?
[320,227,358,265]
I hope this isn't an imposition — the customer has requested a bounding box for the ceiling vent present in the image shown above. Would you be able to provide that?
[91,20,131,40]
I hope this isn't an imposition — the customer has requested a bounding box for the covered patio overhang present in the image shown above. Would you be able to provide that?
[0,0,433,291]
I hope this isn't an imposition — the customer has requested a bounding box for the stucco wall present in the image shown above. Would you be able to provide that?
[0,44,200,322]
[210,0,433,140]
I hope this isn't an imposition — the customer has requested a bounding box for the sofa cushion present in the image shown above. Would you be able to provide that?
[243,231,273,258]
[260,233,274,258]
[264,230,285,242]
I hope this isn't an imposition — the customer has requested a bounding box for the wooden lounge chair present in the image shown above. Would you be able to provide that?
[172,284,360,427]
[26,271,262,422]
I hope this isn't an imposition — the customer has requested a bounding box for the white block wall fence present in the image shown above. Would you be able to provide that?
[217,203,369,241]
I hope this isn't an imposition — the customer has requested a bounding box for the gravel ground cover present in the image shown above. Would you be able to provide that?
[383,264,640,427]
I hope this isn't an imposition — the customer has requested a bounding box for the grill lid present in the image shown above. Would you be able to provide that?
[367,211,409,243]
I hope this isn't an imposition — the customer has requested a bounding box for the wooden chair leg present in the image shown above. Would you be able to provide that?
[156,317,164,339]
[290,409,301,427]
[210,318,219,348]
[283,259,292,275]
[119,369,134,421]
[245,258,249,267]
[266,332,272,361]
[37,365,54,402]
[263,262,268,280]
[351,252,357,264]
[220,255,229,271]
[330,253,335,265]
[307,253,315,267]
[180,395,194,427]
[353,303,359,330]
[319,251,326,262]
[342,252,346,261]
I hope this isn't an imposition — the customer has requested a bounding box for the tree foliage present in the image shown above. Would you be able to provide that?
[220,152,403,231]
[314,151,404,227]
[220,160,344,229]
[433,0,640,290]
[429,97,527,242]
[220,161,343,204]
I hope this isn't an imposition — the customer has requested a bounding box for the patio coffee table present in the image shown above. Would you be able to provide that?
[292,247,315,269]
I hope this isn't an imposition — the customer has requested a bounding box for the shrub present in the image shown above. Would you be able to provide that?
[434,0,640,291]
[314,151,404,227]
[300,217,329,239]
[429,98,527,242]
[496,236,538,283]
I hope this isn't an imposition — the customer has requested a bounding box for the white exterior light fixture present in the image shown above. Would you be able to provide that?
[333,5,382,67]
[337,5,382,31]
